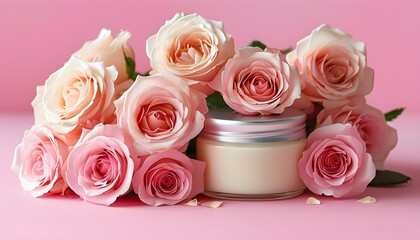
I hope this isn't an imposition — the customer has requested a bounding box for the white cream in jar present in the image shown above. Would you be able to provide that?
[196,108,306,200]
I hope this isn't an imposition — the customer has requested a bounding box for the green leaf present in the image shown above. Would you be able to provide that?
[368,170,411,187]
[248,40,267,50]
[384,108,404,121]
[279,47,293,55]
[125,57,137,80]
[123,48,137,81]
[247,41,293,54]
[206,91,229,109]
[305,119,317,137]
[185,137,197,159]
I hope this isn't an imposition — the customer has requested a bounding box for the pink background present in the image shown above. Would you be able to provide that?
[0,0,419,114]
[1,1,420,239]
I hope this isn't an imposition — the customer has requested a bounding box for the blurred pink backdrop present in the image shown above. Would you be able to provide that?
[0,0,419,113]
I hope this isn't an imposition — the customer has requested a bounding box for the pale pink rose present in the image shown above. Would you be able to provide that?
[212,47,300,115]
[146,12,234,95]
[72,28,135,85]
[32,57,118,145]
[132,149,205,206]
[290,94,315,114]
[317,102,398,169]
[286,24,374,107]
[115,74,207,156]
[66,124,134,205]
[11,125,69,197]
[298,123,375,198]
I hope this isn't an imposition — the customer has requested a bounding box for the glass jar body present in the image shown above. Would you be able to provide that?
[196,137,306,200]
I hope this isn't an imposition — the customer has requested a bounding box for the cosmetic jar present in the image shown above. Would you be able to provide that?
[196,108,306,200]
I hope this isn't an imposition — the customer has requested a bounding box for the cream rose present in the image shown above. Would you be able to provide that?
[72,28,135,85]
[115,74,207,156]
[317,102,398,169]
[32,57,118,145]
[211,47,300,115]
[286,24,374,107]
[11,125,69,197]
[146,12,234,95]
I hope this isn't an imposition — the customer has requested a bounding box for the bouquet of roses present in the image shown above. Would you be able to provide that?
[12,12,409,206]
[11,18,212,206]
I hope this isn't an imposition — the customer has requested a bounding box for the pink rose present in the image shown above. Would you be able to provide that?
[286,24,374,107]
[72,28,135,85]
[146,12,234,95]
[317,102,397,169]
[212,47,301,115]
[66,124,134,205]
[132,149,205,206]
[298,123,375,198]
[32,57,118,145]
[290,94,315,114]
[115,74,207,156]
[11,125,69,197]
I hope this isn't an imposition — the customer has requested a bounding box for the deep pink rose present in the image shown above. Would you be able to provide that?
[286,24,374,108]
[115,74,207,156]
[11,125,69,197]
[317,102,398,169]
[132,149,205,206]
[66,124,134,205]
[72,28,135,89]
[298,123,375,198]
[212,47,301,115]
[32,57,118,145]
[146,12,234,95]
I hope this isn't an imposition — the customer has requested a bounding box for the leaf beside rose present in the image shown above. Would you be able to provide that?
[384,108,405,122]
[369,170,411,187]
[124,53,137,81]
[206,91,229,109]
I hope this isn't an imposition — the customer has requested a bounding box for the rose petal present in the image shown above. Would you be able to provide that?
[356,196,376,204]
[183,198,199,207]
[200,200,223,208]
[306,197,321,205]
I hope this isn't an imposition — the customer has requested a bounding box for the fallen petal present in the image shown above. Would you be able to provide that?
[200,200,223,208]
[183,198,199,207]
[357,196,376,204]
[306,197,321,205]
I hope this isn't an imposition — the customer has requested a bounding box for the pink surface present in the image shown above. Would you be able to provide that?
[0,0,419,113]
[1,113,420,239]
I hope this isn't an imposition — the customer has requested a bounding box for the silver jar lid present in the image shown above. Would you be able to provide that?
[200,107,306,143]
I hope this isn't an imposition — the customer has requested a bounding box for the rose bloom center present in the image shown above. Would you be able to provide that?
[169,32,212,67]
[317,146,349,178]
[237,68,278,102]
[137,103,176,136]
